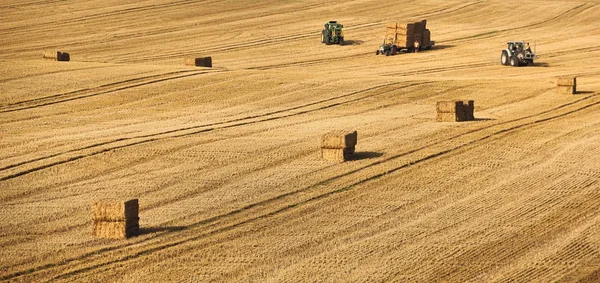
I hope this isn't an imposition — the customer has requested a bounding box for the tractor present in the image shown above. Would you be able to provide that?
[321,21,344,45]
[501,41,536,67]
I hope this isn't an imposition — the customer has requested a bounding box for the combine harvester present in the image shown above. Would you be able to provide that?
[376,19,433,56]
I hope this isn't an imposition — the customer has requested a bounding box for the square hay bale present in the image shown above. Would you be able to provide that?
[43,50,70,61]
[321,130,357,149]
[557,85,575,95]
[92,219,139,239]
[92,199,139,221]
[436,112,457,122]
[556,76,576,87]
[436,101,474,122]
[321,147,354,162]
[185,57,212,67]
[464,100,475,120]
[436,101,457,113]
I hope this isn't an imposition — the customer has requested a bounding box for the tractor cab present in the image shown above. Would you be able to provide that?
[501,41,537,67]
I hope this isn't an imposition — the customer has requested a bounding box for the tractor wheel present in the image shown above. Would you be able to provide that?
[391,45,398,55]
[385,51,390,56]
[338,37,344,45]
[528,59,534,66]
[509,56,519,67]
[501,51,509,65]
[324,34,331,45]
[376,50,380,55]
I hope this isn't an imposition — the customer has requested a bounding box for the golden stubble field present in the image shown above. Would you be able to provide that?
[1,0,600,281]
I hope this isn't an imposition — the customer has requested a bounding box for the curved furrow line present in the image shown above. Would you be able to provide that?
[446,3,591,43]
[0,82,419,181]
[384,62,491,77]
[0,70,210,113]
[0,65,109,84]
[42,95,600,282]
[4,92,599,281]
[113,2,483,64]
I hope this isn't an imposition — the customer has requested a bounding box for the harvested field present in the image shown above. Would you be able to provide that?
[1,0,600,281]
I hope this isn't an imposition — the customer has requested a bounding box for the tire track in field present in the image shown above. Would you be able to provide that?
[114,2,483,64]
[0,82,422,182]
[48,95,600,281]
[383,62,492,77]
[446,3,591,43]
[0,66,108,84]
[5,92,599,281]
[0,70,215,113]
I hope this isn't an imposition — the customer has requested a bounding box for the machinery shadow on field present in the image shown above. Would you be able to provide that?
[139,226,186,235]
[341,40,363,46]
[350,151,384,160]
[532,62,550,67]
[430,44,454,50]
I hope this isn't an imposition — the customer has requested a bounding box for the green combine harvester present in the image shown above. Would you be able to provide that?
[321,21,344,45]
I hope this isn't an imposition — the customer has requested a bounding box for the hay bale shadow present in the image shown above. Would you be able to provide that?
[139,226,186,235]
[575,90,595,95]
[473,117,495,121]
[341,40,363,46]
[350,151,383,161]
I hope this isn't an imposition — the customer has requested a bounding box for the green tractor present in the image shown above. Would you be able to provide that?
[321,21,344,45]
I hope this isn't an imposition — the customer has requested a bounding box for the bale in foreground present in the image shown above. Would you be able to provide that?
[321,130,357,162]
[92,199,139,239]
[185,56,212,67]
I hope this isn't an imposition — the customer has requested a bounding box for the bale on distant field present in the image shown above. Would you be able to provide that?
[321,147,354,162]
[557,85,575,95]
[185,57,212,67]
[92,220,139,239]
[43,50,70,61]
[92,199,139,221]
[436,112,457,122]
[436,100,474,122]
[556,76,576,87]
[321,130,357,149]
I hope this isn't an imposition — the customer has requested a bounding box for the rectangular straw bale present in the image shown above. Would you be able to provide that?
[92,220,139,239]
[464,100,475,120]
[321,131,357,149]
[57,52,70,62]
[185,57,212,67]
[92,199,139,221]
[43,50,58,59]
[436,112,457,122]
[557,85,575,95]
[321,147,354,162]
[436,101,457,113]
[556,76,576,86]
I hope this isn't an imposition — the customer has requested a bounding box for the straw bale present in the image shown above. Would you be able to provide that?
[557,85,575,95]
[385,23,397,29]
[556,76,576,87]
[185,57,212,67]
[321,130,357,149]
[436,101,456,113]
[43,50,58,59]
[436,112,457,122]
[57,52,70,62]
[92,220,139,239]
[92,199,139,221]
[464,100,475,120]
[321,147,354,162]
